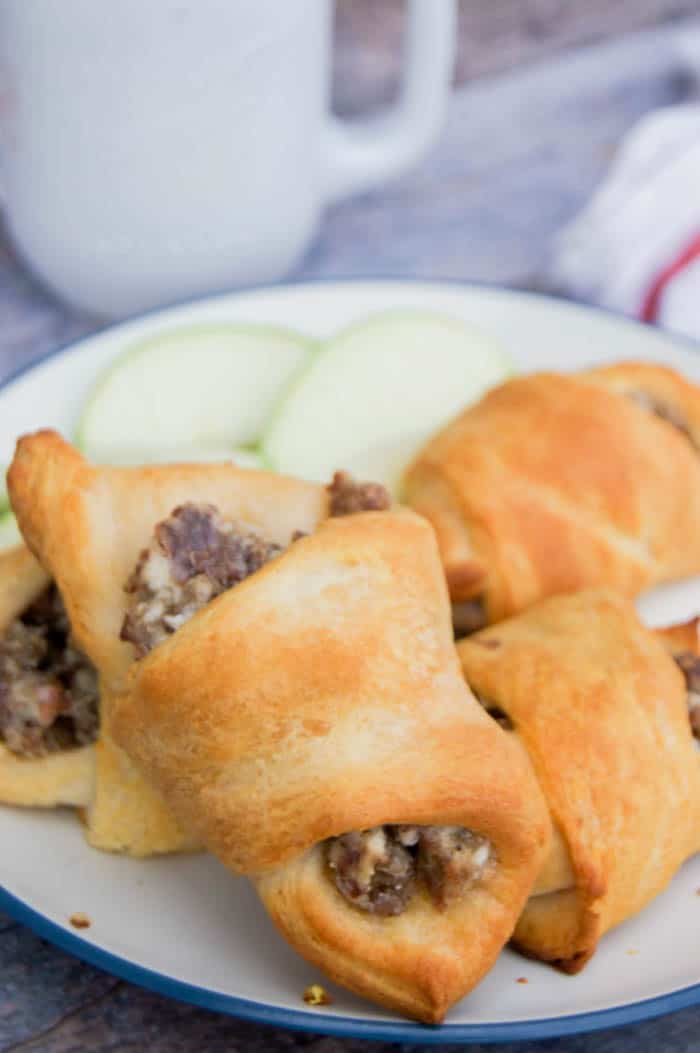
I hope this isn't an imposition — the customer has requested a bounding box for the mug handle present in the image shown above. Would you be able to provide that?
[324,0,457,204]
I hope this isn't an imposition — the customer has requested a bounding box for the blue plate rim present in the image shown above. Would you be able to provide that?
[1,276,700,1043]
[4,878,700,1044]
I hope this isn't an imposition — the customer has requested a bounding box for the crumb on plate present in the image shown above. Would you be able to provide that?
[627,948,639,956]
[69,912,91,930]
[303,984,332,1007]
[516,977,529,984]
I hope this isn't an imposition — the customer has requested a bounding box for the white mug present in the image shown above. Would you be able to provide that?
[0,0,456,318]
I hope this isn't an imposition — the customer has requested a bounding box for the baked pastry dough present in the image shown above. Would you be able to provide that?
[655,617,700,660]
[8,430,326,855]
[111,507,549,1023]
[0,544,94,808]
[458,589,700,971]
[404,363,700,624]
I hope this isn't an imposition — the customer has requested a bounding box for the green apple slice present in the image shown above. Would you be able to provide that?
[79,324,315,463]
[230,448,267,471]
[0,513,21,551]
[84,443,266,470]
[262,311,512,494]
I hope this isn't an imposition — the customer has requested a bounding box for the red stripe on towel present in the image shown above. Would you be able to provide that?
[640,231,700,323]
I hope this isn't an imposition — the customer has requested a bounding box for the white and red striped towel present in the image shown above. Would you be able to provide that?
[553,101,700,341]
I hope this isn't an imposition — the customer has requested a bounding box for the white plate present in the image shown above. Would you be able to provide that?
[2,280,700,1044]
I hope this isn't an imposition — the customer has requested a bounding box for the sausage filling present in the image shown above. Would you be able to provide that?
[0,586,99,758]
[121,503,284,657]
[452,598,488,639]
[122,473,391,658]
[327,470,391,517]
[673,652,700,741]
[326,824,493,916]
[628,390,697,449]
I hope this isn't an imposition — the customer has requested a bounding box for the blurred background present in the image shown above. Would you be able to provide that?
[334,0,700,109]
[2,0,700,362]
[328,0,700,291]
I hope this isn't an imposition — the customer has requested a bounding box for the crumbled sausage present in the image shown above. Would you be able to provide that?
[673,651,700,740]
[326,823,493,916]
[0,587,98,758]
[327,827,415,916]
[327,471,391,517]
[121,503,284,658]
[417,826,494,907]
[122,478,392,657]
[452,598,488,638]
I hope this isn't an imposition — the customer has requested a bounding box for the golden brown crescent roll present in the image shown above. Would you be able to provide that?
[656,617,700,656]
[404,362,700,628]
[458,590,700,973]
[0,544,94,808]
[8,429,326,855]
[111,508,550,1023]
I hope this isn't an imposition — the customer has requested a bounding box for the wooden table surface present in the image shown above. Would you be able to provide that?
[2,4,700,1050]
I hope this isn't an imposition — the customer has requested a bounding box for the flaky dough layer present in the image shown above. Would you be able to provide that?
[458,589,700,971]
[404,363,700,620]
[113,509,550,1022]
[8,430,325,855]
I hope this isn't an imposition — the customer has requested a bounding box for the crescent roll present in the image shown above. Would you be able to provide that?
[458,589,700,972]
[0,544,94,808]
[8,430,326,855]
[111,507,550,1023]
[404,363,700,629]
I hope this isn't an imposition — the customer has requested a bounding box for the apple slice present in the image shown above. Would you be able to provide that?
[230,448,267,471]
[262,311,512,494]
[0,513,21,551]
[82,443,266,470]
[79,324,315,463]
